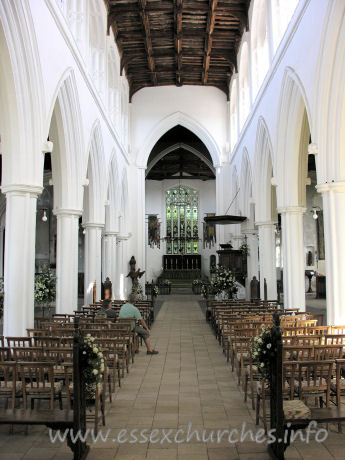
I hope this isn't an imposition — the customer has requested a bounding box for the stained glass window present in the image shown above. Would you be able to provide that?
[165,186,199,254]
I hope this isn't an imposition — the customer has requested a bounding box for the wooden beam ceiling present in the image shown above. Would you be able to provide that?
[105,0,250,101]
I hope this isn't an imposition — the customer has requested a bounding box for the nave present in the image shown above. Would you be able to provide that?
[1,295,344,460]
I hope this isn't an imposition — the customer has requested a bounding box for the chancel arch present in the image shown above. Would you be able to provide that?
[145,124,217,285]
[138,112,222,169]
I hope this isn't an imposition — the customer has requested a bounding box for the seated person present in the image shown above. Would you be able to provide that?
[119,293,158,355]
[96,298,117,321]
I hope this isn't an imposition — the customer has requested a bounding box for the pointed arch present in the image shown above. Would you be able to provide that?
[240,148,253,218]
[46,69,84,210]
[276,68,312,207]
[137,111,222,168]
[106,149,121,232]
[0,0,44,186]
[254,117,275,222]
[314,1,345,182]
[83,120,107,224]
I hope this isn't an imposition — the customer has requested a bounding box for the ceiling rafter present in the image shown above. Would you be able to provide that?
[138,0,157,85]
[104,0,250,101]
[203,0,218,85]
[175,0,183,86]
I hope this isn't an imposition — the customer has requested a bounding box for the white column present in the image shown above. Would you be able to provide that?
[2,185,42,336]
[317,182,345,324]
[55,209,82,314]
[280,206,306,311]
[245,230,259,280]
[136,167,146,285]
[103,232,117,288]
[116,236,127,299]
[84,223,103,305]
[257,221,277,300]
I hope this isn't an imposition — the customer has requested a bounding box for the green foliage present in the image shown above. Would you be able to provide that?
[239,241,249,256]
[192,279,203,286]
[133,282,144,300]
[209,265,238,299]
[251,325,276,382]
[80,334,104,400]
[34,266,56,304]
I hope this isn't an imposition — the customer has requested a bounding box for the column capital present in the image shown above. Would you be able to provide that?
[103,231,119,237]
[117,232,132,241]
[53,208,83,218]
[1,184,43,196]
[316,181,345,194]
[83,222,104,229]
[255,220,276,228]
[278,206,307,214]
[242,229,258,236]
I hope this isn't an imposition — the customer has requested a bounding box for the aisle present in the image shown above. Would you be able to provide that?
[97,295,265,460]
[95,295,344,460]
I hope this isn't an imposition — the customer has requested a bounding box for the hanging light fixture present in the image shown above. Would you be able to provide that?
[42,209,48,222]
[311,206,321,220]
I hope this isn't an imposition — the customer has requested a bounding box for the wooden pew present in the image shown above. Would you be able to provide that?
[268,313,345,460]
[0,317,89,460]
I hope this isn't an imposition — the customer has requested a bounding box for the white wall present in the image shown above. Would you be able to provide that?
[145,179,217,281]
[130,86,228,168]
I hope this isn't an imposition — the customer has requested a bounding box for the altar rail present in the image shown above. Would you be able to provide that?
[163,254,201,270]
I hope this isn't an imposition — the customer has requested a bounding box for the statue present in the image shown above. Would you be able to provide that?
[103,277,112,299]
[127,256,145,293]
[250,276,259,300]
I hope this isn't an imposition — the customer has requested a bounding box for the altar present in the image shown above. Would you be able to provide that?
[163,254,201,271]
[161,255,201,281]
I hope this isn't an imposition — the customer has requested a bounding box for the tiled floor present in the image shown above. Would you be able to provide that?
[0,295,344,459]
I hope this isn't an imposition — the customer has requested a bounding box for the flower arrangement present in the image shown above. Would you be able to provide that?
[201,282,210,298]
[192,279,202,286]
[34,266,56,304]
[80,334,104,400]
[239,241,249,256]
[251,325,276,382]
[133,282,144,300]
[208,265,238,299]
[152,285,159,297]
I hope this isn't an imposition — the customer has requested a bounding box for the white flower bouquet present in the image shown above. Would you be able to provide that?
[34,265,56,304]
[80,334,104,400]
[251,325,276,381]
[208,265,238,299]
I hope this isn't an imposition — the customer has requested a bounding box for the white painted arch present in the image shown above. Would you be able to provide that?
[136,112,222,169]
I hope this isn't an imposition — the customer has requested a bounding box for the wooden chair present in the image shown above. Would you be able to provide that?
[313,345,343,360]
[64,363,105,435]
[0,362,21,409]
[18,362,63,410]
[282,345,314,361]
[295,360,334,407]
[256,361,298,433]
[6,337,32,348]
[12,347,43,362]
[0,347,12,361]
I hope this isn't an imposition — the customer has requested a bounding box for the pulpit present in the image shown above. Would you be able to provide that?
[216,243,247,285]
